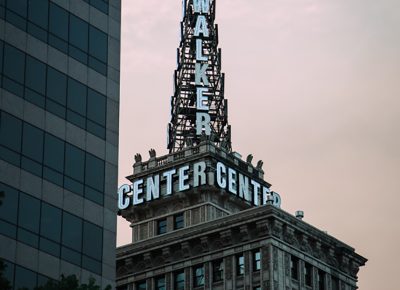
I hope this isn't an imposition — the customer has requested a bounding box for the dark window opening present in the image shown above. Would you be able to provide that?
[155,276,166,290]
[318,270,325,290]
[212,259,223,282]
[290,255,299,280]
[157,219,167,235]
[174,213,184,230]
[305,262,312,286]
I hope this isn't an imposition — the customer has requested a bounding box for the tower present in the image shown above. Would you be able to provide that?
[168,0,231,153]
[116,1,366,290]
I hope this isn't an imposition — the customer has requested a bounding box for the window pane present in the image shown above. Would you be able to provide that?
[6,0,27,17]
[70,15,88,52]
[49,3,68,40]
[3,44,25,84]
[44,133,64,172]
[64,144,85,182]
[156,277,166,290]
[82,255,102,275]
[28,0,48,29]
[67,78,87,115]
[136,281,146,290]
[18,193,40,233]
[82,221,102,259]
[0,183,19,224]
[25,56,46,95]
[40,237,60,257]
[40,203,62,242]
[47,67,67,105]
[14,266,37,290]
[2,260,14,289]
[61,246,81,266]
[18,227,39,247]
[237,255,244,275]
[0,219,17,239]
[0,112,22,152]
[90,0,108,14]
[85,153,104,192]
[22,123,44,163]
[62,212,82,252]
[157,219,167,235]
[174,213,184,230]
[89,26,107,62]
[194,265,204,287]
[87,89,106,126]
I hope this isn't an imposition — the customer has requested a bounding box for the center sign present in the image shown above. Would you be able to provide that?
[117,160,281,210]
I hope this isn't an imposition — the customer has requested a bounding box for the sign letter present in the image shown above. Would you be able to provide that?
[194,15,209,37]
[196,112,211,135]
[117,184,131,210]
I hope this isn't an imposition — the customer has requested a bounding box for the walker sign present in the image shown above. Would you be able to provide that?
[192,0,212,136]
[117,160,281,210]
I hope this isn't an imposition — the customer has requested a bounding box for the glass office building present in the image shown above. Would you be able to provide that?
[0,0,120,288]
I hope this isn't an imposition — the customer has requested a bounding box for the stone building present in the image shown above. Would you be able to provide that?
[116,143,366,290]
[116,1,366,289]
[0,0,120,288]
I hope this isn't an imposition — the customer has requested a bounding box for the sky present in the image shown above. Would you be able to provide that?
[117,1,400,289]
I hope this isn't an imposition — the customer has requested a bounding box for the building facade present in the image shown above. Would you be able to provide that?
[0,0,120,288]
[116,1,366,290]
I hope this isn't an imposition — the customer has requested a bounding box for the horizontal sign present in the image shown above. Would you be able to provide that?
[118,160,281,210]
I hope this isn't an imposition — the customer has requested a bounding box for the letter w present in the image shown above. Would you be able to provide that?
[193,0,210,13]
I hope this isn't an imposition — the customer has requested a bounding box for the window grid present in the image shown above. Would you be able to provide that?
[212,259,223,283]
[0,182,103,275]
[174,213,184,230]
[0,40,107,140]
[253,250,261,271]
[157,219,167,235]
[0,111,106,205]
[0,0,108,75]
[174,270,185,290]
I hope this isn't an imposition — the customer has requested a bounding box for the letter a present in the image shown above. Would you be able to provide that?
[194,15,209,37]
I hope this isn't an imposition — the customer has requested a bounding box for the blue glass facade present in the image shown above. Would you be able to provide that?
[0,0,120,288]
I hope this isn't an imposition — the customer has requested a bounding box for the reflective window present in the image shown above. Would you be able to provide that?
[62,212,82,252]
[44,133,64,173]
[64,144,85,183]
[40,203,62,242]
[136,281,146,290]
[61,246,81,266]
[39,237,60,257]
[22,123,44,163]
[82,221,103,259]
[236,254,244,275]
[25,56,46,95]
[28,0,48,29]
[67,78,87,116]
[87,88,106,126]
[14,266,37,290]
[3,44,25,84]
[0,112,22,151]
[155,276,166,290]
[253,250,261,271]
[6,0,27,17]
[193,265,204,287]
[82,255,102,275]
[157,219,167,235]
[0,183,19,224]
[18,193,40,233]
[174,271,185,290]
[174,213,184,230]
[90,0,108,14]
[47,67,67,106]
[49,3,68,41]
[89,26,107,62]
[70,14,88,52]
[85,153,104,192]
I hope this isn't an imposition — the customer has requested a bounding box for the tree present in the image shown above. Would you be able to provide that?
[34,274,111,290]
[0,260,12,290]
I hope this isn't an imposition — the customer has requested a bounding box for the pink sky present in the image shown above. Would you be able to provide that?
[118,1,400,289]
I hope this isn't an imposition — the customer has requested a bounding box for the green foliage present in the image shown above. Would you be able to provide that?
[0,260,12,290]
[34,274,111,290]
